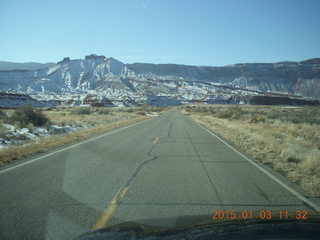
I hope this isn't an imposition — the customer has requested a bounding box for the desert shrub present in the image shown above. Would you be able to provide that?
[209,109,218,115]
[299,149,320,175]
[289,112,303,124]
[71,107,91,115]
[229,105,241,112]
[0,109,6,120]
[13,121,22,130]
[44,121,51,130]
[303,108,320,125]
[9,105,49,127]
[125,108,134,113]
[200,107,208,112]
[27,123,34,132]
[137,111,146,115]
[231,113,240,119]
[193,107,206,113]
[99,108,111,115]
[0,125,6,138]
[15,134,29,140]
[249,114,266,123]
[267,111,280,120]
[216,110,233,119]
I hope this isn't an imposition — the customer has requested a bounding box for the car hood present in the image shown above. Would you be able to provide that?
[74,212,320,240]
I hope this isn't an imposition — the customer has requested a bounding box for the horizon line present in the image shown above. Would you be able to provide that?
[0,56,319,68]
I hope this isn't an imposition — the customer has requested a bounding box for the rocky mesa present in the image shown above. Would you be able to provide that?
[0,55,319,107]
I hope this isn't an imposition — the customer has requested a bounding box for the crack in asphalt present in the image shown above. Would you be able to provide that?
[122,156,158,190]
[118,112,226,210]
[116,112,226,213]
[117,115,175,203]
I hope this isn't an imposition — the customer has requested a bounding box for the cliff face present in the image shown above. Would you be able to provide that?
[128,59,320,98]
[0,56,319,107]
[0,56,128,94]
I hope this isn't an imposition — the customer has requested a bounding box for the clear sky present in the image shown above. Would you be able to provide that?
[0,0,319,66]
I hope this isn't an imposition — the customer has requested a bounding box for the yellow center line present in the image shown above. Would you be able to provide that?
[118,187,129,199]
[152,137,160,144]
[92,136,158,230]
[91,187,130,230]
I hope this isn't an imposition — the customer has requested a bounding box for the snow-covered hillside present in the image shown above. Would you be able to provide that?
[0,54,319,107]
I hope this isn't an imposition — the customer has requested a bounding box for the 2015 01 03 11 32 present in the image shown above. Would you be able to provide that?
[211,210,309,220]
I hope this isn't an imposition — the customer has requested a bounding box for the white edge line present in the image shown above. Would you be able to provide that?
[0,117,155,174]
[185,115,320,212]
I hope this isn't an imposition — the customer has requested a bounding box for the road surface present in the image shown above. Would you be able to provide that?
[0,109,319,239]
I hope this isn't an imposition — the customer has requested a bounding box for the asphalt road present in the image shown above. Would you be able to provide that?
[0,109,319,239]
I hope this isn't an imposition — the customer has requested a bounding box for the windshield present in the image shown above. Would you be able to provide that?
[0,0,319,239]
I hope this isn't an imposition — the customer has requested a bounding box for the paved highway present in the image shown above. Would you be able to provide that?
[0,109,319,239]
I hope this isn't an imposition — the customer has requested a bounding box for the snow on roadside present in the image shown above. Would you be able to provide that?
[0,123,80,151]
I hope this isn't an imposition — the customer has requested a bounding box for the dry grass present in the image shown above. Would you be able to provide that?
[42,106,170,125]
[183,104,320,196]
[43,107,129,125]
[0,105,172,163]
[0,115,150,163]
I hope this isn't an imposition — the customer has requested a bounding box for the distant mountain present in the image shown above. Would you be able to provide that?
[0,54,319,107]
[127,58,320,98]
[0,61,55,71]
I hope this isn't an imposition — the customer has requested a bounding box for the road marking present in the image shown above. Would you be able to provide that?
[152,137,159,144]
[118,186,129,199]
[92,187,129,230]
[185,115,320,212]
[0,117,156,174]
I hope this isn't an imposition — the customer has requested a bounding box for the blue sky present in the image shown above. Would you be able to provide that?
[0,0,319,66]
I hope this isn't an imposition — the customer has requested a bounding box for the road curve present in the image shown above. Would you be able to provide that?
[0,109,318,239]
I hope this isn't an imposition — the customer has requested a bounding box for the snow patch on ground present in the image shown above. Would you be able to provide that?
[0,123,81,151]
